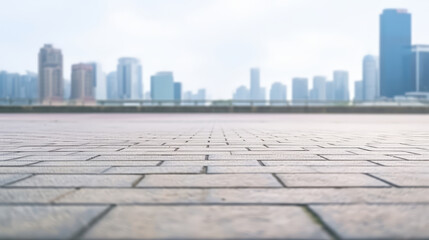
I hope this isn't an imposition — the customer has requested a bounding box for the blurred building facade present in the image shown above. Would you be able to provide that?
[38,44,63,103]
[70,63,95,102]
[380,9,412,98]
[117,57,142,99]
[150,71,174,101]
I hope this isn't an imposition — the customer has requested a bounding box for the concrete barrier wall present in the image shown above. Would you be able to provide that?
[1,106,429,113]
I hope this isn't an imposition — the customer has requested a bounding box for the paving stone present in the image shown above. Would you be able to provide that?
[162,160,260,166]
[34,160,160,166]
[276,173,389,187]
[321,154,400,160]
[105,166,202,174]
[0,188,72,203]
[57,188,429,204]
[138,174,282,187]
[0,205,107,239]
[17,155,95,161]
[0,166,108,174]
[209,154,324,160]
[0,174,30,186]
[93,155,206,160]
[208,166,316,173]
[263,160,376,166]
[11,175,140,187]
[311,204,429,239]
[0,161,37,166]
[83,206,329,239]
[372,173,429,186]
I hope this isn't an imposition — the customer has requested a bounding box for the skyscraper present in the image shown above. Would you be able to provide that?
[106,72,118,100]
[354,81,363,101]
[174,82,182,101]
[292,78,308,103]
[325,81,335,101]
[117,57,142,99]
[250,68,260,100]
[269,82,286,104]
[233,85,250,105]
[38,44,63,103]
[333,71,349,101]
[310,76,327,101]
[363,55,379,101]
[88,62,106,100]
[150,72,174,101]
[380,9,412,98]
[70,63,94,102]
[411,45,429,92]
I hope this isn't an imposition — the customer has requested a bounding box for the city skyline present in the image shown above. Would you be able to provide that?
[2,0,429,99]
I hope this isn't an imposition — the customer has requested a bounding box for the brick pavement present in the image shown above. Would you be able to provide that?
[0,113,429,239]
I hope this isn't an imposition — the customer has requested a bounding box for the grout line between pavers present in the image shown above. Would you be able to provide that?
[69,204,115,240]
[131,175,145,187]
[303,205,341,240]
[271,173,286,188]
[365,173,400,188]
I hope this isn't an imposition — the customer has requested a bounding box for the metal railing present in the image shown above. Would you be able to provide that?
[1,98,429,106]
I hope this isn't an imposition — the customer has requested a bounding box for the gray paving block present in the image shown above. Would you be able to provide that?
[311,204,429,239]
[0,205,107,239]
[138,174,282,187]
[276,173,389,187]
[372,173,429,186]
[11,175,140,187]
[0,166,108,174]
[83,206,330,239]
[105,166,202,174]
[208,166,316,173]
[162,160,260,166]
[0,174,31,186]
[34,160,159,166]
[0,188,72,203]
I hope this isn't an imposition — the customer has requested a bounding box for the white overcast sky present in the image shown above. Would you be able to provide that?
[1,0,429,99]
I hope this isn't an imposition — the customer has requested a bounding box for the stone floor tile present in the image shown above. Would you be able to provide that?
[83,206,330,239]
[162,160,260,166]
[0,188,72,203]
[138,174,282,187]
[0,174,31,186]
[34,160,159,166]
[105,166,202,174]
[0,166,108,174]
[11,175,140,187]
[0,205,107,239]
[208,166,315,173]
[276,173,389,187]
[372,173,429,186]
[311,204,429,239]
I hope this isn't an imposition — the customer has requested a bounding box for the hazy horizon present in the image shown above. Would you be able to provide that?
[1,0,429,99]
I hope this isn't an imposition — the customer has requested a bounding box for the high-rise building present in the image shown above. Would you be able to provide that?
[411,45,429,92]
[117,57,142,99]
[38,44,63,103]
[310,76,327,101]
[333,71,349,101]
[363,55,379,101]
[354,81,363,101]
[292,78,308,103]
[326,81,335,101]
[70,63,94,102]
[106,72,118,100]
[0,71,38,100]
[380,9,412,98]
[174,82,182,101]
[88,62,106,100]
[269,82,286,104]
[250,68,260,100]
[150,72,174,101]
[233,85,250,105]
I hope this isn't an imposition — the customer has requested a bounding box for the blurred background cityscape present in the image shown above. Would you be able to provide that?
[0,1,428,106]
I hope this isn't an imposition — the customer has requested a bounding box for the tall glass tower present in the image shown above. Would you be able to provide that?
[379,9,412,98]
